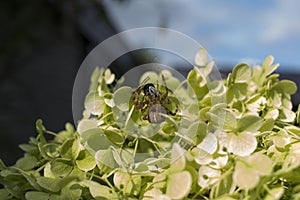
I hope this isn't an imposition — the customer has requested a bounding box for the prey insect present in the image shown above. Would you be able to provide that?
[130,74,179,123]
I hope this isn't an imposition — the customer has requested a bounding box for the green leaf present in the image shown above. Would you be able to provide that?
[275,80,297,95]
[61,183,82,200]
[133,162,148,172]
[52,122,74,144]
[223,110,237,131]
[199,107,210,123]
[259,118,275,132]
[232,83,248,100]
[187,67,209,100]
[95,149,117,174]
[208,103,228,129]
[25,191,61,200]
[60,138,80,160]
[112,148,134,168]
[51,158,73,177]
[17,169,41,190]
[75,150,96,172]
[36,177,60,192]
[0,189,11,200]
[237,115,262,132]
[57,176,80,189]
[81,128,112,152]
[113,86,133,112]
[81,180,117,199]
[213,170,233,197]
[0,159,6,170]
[19,144,38,154]
[15,154,37,170]
[35,119,46,134]
[144,158,170,169]
[280,165,300,182]
[69,166,86,180]
[285,125,300,137]
[103,128,125,145]
[231,64,251,83]
[184,121,207,145]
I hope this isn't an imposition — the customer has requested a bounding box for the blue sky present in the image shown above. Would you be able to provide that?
[103,0,300,72]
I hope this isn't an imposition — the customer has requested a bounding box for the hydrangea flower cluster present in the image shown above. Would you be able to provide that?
[1,52,300,200]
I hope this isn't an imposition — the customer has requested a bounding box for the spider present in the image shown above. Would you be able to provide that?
[130,74,179,123]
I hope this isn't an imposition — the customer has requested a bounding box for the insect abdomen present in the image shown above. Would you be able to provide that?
[148,104,167,123]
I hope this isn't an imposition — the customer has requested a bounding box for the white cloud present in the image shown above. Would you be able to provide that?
[101,0,300,67]
[259,0,300,43]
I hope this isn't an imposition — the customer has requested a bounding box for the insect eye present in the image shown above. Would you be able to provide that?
[149,86,157,95]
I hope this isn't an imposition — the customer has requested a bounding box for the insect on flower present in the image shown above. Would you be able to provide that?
[130,74,180,123]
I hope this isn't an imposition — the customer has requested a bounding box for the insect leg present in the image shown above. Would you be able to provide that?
[161,74,169,101]
[132,86,144,109]
[164,105,178,116]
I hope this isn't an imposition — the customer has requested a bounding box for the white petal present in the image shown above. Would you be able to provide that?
[197,132,218,154]
[219,132,257,157]
[198,166,221,188]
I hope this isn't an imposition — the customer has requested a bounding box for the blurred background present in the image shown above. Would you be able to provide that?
[1,0,300,165]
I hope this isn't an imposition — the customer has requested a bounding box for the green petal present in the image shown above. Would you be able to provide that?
[75,150,96,172]
[113,86,133,112]
[81,180,117,199]
[231,64,251,83]
[275,80,297,95]
[237,115,262,132]
[77,119,98,134]
[84,92,105,115]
